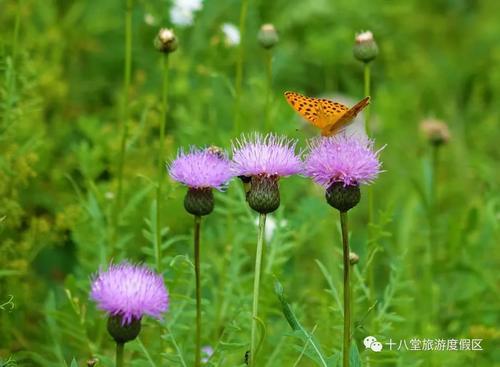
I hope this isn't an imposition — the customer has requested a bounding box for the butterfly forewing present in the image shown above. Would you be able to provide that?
[285,91,327,128]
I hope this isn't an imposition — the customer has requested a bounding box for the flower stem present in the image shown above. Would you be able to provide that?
[155,54,170,273]
[233,0,249,133]
[363,63,372,136]
[427,145,440,319]
[113,0,133,253]
[194,215,202,367]
[364,61,376,298]
[116,342,124,367]
[250,213,266,367]
[264,50,273,131]
[340,211,350,367]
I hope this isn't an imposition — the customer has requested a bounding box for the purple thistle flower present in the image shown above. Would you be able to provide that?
[169,147,233,190]
[90,262,169,325]
[231,133,302,178]
[305,135,382,187]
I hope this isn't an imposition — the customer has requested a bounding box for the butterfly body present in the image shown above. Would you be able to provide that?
[285,91,370,136]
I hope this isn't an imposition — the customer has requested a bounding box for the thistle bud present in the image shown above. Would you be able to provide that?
[353,31,378,63]
[258,23,279,49]
[419,118,451,146]
[247,175,280,214]
[184,188,214,216]
[107,315,141,344]
[154,28,178,53]
[349,252,360,265]
[325,182,360,212]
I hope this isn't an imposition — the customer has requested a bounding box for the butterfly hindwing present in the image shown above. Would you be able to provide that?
[321,96,370,136]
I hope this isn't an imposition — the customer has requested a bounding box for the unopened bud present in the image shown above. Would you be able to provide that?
[353,31,378,63]
[419,118,451,146]
[349,252,360,265]
[258,24,279,49]
[155,28,178,53]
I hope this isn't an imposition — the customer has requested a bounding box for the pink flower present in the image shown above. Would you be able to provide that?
[305,135,382,187]
[169,147,233,190]
[90,262,168,325]
[231,133,302,178]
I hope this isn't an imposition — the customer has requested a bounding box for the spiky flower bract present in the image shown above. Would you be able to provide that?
[305,135,382,188]
[231,133,302,178]
[90,262,169,325]
[169,147,233,190]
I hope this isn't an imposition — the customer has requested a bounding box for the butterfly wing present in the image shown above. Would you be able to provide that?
[321,96,370,136]
[285,91,332,129]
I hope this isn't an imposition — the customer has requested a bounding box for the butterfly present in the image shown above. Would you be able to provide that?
[284,91,370,136]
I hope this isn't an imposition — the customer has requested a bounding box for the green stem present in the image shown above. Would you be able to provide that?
[116,342,124,367]
[264,50,273,131]
[250,213,266,367]
[364,60,375,299]
[12,0,21,61]
[233,0,249,133]
[194,215,202,367]
[155,54,170,273]
[426,144,440,329]
[363,62,371,136]
[113,0,133,253]
[340,211,350,367]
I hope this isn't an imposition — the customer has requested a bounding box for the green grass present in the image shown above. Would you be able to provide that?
[1,0,499,366]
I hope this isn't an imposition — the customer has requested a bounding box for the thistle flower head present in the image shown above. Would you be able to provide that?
[169,147,233,190]
[353,30,378,62]
[258,23,279,49]
[90,262,169,325]
[305,135,382,188]
[231,133,302,178]
[231,133,301,214]
[154,28,178,53]
[419,118,451,146]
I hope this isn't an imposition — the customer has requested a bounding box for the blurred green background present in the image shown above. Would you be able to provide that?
[1,0,499,366]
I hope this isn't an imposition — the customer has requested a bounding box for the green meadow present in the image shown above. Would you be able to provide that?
[0,0,499,366]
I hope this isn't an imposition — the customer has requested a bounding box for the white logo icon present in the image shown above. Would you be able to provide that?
[364,336,383,352]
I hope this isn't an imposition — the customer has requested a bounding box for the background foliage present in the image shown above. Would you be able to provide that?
[1,0,499,366]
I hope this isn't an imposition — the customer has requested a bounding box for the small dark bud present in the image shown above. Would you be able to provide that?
[258,23,279,49]
[325,182,360,212]
[349,252,360,265]
[154,28,178,53]
[184,187,214,216]
[247,175,280,214]
[107,315,141,344]
[353,31,378,63]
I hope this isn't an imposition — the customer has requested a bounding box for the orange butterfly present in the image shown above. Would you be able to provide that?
[284,91,370,136]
